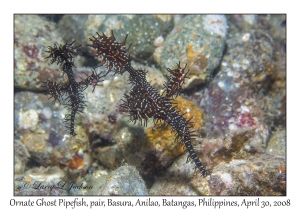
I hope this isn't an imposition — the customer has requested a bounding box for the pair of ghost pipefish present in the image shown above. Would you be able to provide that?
[43,31,210,177]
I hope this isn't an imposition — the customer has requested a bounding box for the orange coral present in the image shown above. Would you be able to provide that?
[145,96,204,160]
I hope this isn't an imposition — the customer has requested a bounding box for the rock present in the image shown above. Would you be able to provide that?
[14,15,65,90]
[97,15,174,60]
[58,15,174,62]
[14,140,30,174]
[149,153,204,195]
[101,165,148,195]
[191,28,277,152]
[159,15,227,89]
[18,109,39,130]
[266,129,286,157]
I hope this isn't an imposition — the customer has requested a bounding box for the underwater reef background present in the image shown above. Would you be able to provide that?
[14,14,286,195]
